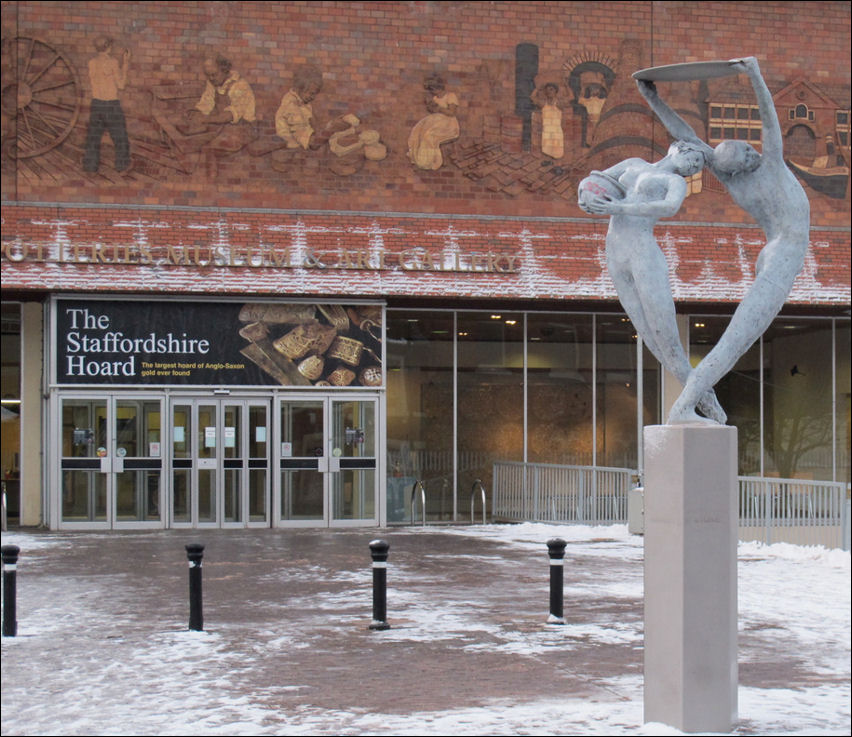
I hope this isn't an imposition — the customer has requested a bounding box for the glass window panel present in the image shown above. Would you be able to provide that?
[280,470,323,520]
[224,468,241,522]
[223,404,240,459]
[198,468,215,522]
[596,316,638,469]
[115,403,140,457]
[172,405,191,459]
[198,405,216,459]
[281,401,324,458]
[62,399,107,457]
[1,304,21,523]
[172,469,190,522]
[457,311,524,513]
[526,314,594,465]
[249,405,267,458]
[248,404,268,523]
[386,311,454,522]
[62,470,106,521]
[762,318,835,480]
[116,470,160,521]
[642,342,661,428]
[249,469,267,522]
[836,320,850,484]
[333,401,375,457]
[333,469,375,520]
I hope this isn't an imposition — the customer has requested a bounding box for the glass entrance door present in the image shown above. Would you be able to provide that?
[59,396,164,528]
[169,398,269,528]
[277,396,378,527]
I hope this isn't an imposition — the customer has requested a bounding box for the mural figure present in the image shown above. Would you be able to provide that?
[637,57,810,424]
[82,35,131,173]
[274,64,349,151]
[407,74,460,170]
[578,142,726,424]
[565,59,615,149]
[531,82,564,160]
[244,64,385,175]
[154,53,257,176]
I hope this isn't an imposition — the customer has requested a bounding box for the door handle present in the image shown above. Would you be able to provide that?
[318,456,329,473]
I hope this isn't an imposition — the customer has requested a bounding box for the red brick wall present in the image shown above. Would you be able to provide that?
[1,1,850,305]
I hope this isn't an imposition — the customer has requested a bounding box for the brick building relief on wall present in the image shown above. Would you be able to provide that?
[2,29,848,206]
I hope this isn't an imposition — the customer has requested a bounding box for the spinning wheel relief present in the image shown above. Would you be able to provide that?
[1,36,82,159]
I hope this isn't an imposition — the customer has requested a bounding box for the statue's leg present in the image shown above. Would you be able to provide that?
[668,268,791,424]
[611,260,726,423]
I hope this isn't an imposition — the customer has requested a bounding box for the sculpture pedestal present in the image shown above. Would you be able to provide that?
[643,424,738,733]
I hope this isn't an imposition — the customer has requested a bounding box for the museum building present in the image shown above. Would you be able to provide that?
[1,1,849,530]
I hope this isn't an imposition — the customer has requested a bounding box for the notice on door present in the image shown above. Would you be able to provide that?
[204,427,216,448]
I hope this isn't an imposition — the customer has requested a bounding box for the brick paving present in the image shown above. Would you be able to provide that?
[1,526,844,734]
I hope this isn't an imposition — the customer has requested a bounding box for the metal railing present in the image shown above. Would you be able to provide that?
[738,477,850,549]
[492,460,851,550]
[492,461,634,525]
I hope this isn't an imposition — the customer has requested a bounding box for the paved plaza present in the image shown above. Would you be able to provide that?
[1,525,849,735]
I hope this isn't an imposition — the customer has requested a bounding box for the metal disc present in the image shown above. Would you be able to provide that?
[632,60,742,82]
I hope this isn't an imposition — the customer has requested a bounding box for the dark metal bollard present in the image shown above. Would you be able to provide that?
[547,538,567,624]
[2,545,20,637]
[368,539,390,630]
[185,543,205,631]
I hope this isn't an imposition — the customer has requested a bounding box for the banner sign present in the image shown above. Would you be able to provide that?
[55,300,383,388]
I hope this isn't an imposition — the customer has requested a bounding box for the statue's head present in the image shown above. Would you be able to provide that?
[712,140,761,175]
[667,141,706,177]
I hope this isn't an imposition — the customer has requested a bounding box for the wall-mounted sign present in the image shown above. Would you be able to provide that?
[55,300,383,388]
[4,241,521,274]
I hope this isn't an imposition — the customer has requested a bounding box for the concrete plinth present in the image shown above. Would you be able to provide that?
[643,424,738,733]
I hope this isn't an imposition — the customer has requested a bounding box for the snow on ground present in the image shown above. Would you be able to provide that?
[1,523,849,736]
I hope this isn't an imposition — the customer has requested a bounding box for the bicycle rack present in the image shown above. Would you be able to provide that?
[411,479,426,526]
[471,479,487,524]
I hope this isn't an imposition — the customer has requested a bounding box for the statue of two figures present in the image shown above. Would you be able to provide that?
[578,56,810,425]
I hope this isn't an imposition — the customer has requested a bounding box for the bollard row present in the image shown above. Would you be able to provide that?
[2,544,20,637]
[547,537,567,625]
[185,543,205,632]
[368,539,391,630]
[2,537,569,636]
